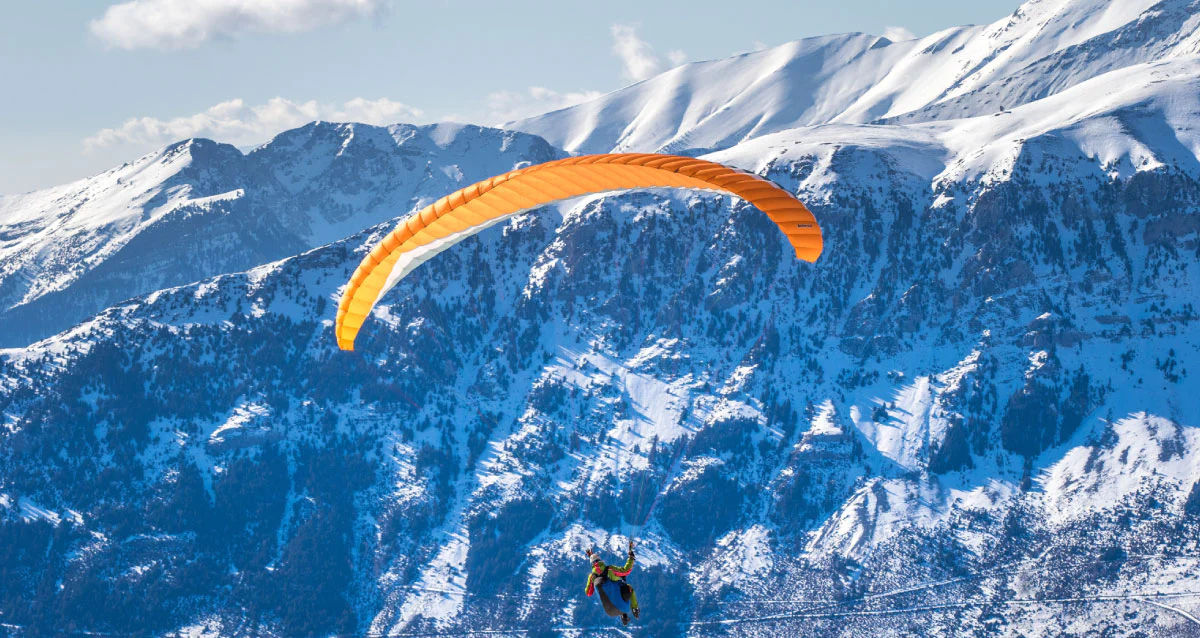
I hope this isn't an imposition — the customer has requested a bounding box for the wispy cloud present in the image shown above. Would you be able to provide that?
[85,21,688,152]
[83,97,422,150]
[485,87,604,124]
[487,26,687,122]
[90,0,386,50]
[610,24,686,82]
[882,26,916,42]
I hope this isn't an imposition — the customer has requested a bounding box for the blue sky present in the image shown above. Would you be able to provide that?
[2,0,1021,195]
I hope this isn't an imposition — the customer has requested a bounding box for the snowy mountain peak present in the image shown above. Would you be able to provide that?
[0,122,560,347]
[511,0,1200,157]
[0,136,243,307]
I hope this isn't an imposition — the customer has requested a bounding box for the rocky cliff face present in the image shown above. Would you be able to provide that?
[2,0,1199,635]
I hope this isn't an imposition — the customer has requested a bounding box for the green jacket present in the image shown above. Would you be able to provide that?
[585,554,634,596]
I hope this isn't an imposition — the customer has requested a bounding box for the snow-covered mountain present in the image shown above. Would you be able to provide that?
[0,123,557,347]
[512,0,1200,156]
[2,0,1200,635]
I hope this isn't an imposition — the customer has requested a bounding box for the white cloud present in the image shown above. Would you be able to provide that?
[83,97,423,151]
[90,0,386,50]
[609,24,688,82]
[610,24,662,82]
[882,25,916,42]
[485,87,604,124]
[473,26,689,123]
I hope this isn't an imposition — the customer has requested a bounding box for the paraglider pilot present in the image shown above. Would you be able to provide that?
[585,540,640,625]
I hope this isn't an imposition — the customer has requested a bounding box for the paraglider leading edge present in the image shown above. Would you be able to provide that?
[335,153,824,351]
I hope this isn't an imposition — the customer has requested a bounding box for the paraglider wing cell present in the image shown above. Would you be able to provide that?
[335,153,824,350]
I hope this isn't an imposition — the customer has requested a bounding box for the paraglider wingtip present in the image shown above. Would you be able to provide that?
[796,245,823,263]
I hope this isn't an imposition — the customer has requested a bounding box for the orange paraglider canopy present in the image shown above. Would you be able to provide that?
[335,153,822,350]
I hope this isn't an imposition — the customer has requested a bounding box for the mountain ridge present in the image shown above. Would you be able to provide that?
[0,122,559,347]
[511,0,1200,157]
